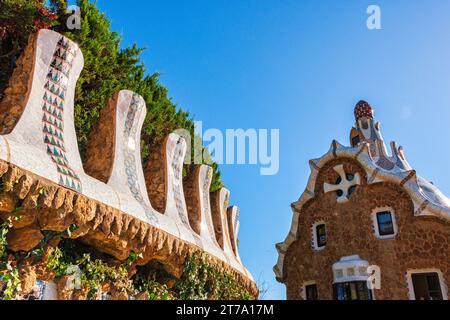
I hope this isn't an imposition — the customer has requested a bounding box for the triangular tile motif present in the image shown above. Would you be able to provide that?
[41,36,82,192]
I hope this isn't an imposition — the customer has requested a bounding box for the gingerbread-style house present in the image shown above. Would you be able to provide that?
[275,101,450,300]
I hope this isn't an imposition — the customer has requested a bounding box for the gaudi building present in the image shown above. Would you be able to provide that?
[275,101,450,300]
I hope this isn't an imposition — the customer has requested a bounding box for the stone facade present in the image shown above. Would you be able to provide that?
[275,101,450,300]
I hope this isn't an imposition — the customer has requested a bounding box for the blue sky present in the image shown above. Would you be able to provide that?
[92,0,450,299]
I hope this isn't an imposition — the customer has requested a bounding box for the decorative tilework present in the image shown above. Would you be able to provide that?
[171,138,190,226]
[202,167,213,219]
[354,100,374,120]
[42,36,81,192]
[123,94,157,223]
[23,280,46,300]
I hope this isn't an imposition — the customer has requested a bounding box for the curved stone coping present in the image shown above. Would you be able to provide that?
[0,160,257,296]
[274,140,450,282]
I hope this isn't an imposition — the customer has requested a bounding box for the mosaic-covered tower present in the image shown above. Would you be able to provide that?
[275,101,450,300]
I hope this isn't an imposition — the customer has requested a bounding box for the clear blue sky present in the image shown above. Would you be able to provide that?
[91,0,450,299]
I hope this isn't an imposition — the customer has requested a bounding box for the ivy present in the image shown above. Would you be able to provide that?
[0,264,21,300]
[173,252,253,300]
[78,254,129,295]
[45,238,139,299]
[0,229,253,300]
[133,271,171,300]
[44,241,252,300]
[0,220,22,300]
[0,221,10,263]
[125,251,143,268]
[45,246,66,277]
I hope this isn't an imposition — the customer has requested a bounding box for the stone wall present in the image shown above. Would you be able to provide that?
[144,138,167,213]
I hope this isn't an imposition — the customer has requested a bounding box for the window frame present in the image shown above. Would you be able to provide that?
[406,269,448,300]
[301,281,318,300]
[333,281,374,301]
[371,207,398,239]
[312,221,327,251]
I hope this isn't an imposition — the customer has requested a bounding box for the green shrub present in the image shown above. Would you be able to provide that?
[0,0,224,191]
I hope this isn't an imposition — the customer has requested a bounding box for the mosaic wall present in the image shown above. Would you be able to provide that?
[23,280,46,300]
[42,36,81,192]
[172,143,189,226]
[123,93,157,223]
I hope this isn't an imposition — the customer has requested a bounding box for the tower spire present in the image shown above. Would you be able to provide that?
[354,100,374,120]
[350,100,412,171]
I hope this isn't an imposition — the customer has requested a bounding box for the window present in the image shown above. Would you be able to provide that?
[376,211,394,236]
[351,135,361,147]
[333,281,373,300]
[312,221,327,250]
[305,284,318,300]
[411,273,444,300]
[316,224,327,248]
[372,208,397,239]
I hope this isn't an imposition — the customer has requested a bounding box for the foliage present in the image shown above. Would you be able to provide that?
[0,264,21,300]
[0,0,224,191]
[173,252,253,300]
[45,238,135,299]
[0,223,77,301]
[22,225,77,262]
[45,240,252,300]
[0,225,252,300]
[0,221,10,263]
[0,220,22,300]
[132,268,171,300]
[131,252,252,300]
[0,0,57,99]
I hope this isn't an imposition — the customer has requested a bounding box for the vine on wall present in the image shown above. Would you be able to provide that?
[0,220,21,300]
[0,223,252,300]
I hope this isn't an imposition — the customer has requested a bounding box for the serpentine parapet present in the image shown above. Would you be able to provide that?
[0,29,257,298]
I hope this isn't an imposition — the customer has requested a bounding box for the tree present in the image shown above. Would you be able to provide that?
[0,0,57,99]
[0,0,223,191]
